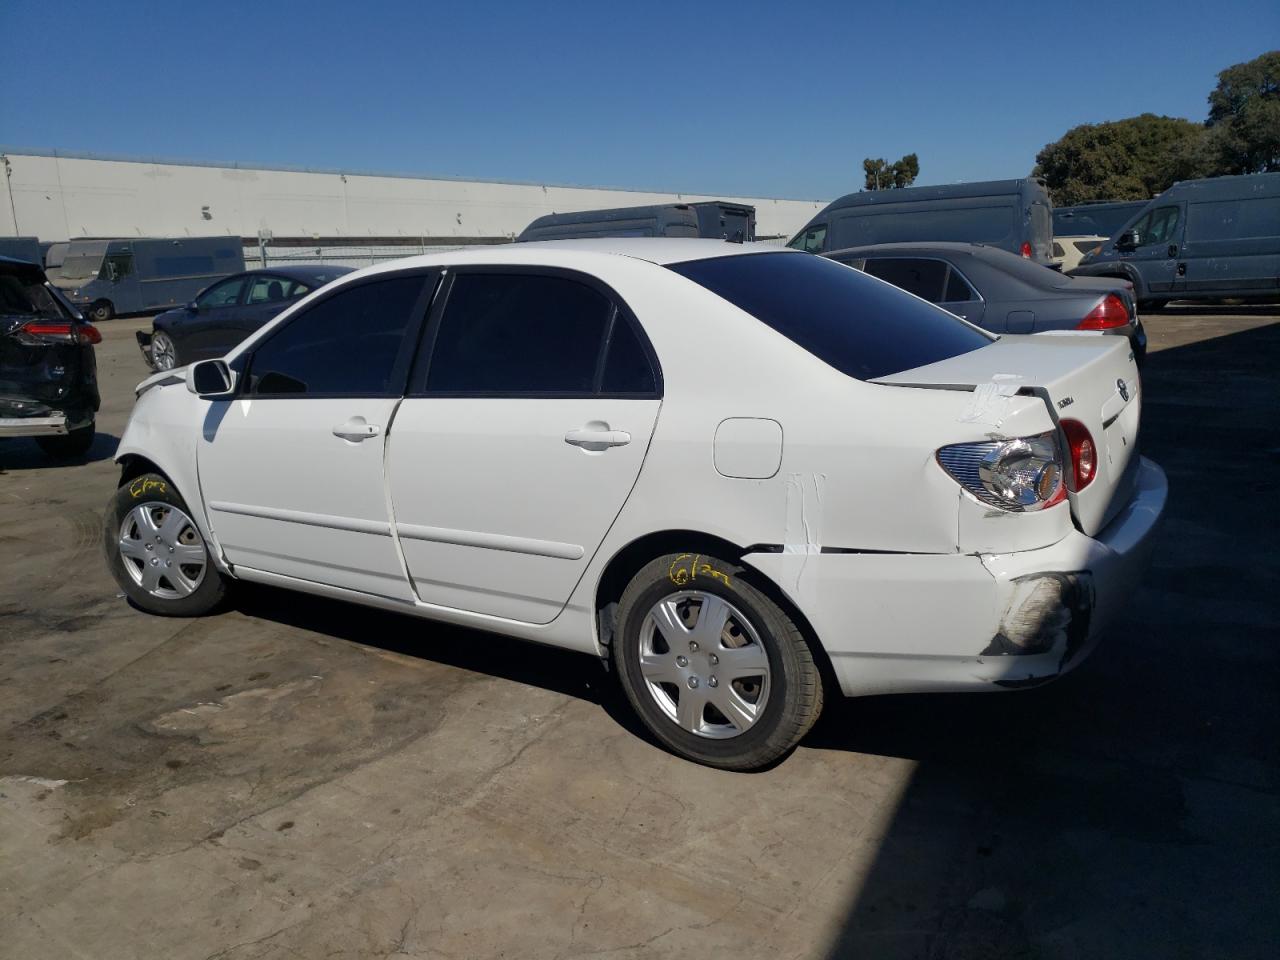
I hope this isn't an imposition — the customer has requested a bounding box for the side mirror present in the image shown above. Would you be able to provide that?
[187,359,236,398]
[187,301,200,313]
[1116,230,1139,251]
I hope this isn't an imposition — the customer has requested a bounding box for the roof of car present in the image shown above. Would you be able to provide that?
[507,238,784,264]
[825,241,993,259]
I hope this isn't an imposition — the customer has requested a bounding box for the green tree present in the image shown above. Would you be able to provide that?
[863,153,920,190]
[1206,51,1280,174]
[1033,114,1212,206]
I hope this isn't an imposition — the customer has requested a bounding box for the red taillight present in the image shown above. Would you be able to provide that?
[18,320,102,345]
[1060,419,1096,492]
[1019,241,1033,259]
[1077,294,1129,330]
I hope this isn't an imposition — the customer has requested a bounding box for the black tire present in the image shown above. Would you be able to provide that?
[88,300,114,322]
[36,424,94,459]
[102,472,226,617]
[613,553,824,771]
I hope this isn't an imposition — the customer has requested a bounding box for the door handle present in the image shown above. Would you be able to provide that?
[332,417,381,442]
[1167,244,1179,258]
[565,423,631,451]
[1176,263,1186,277]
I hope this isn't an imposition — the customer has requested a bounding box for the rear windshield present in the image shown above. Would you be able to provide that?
[667,252,991,381]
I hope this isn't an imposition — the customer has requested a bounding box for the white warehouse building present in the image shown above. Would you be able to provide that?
[1,149,828,254]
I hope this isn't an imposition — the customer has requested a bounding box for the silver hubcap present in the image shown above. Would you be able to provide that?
[639,591,771,739]
[117,501,207,599]
[151,332,177,370]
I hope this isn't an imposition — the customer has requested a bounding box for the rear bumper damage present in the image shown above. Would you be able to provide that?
[136,329,153,367]
[744,457,1168,697]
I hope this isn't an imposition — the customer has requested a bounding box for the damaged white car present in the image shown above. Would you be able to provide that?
[105,240,1166,770]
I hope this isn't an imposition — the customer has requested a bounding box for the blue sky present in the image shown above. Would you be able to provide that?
[3,0,1276,199]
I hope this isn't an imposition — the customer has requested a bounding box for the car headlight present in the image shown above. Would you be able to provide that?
[937,431,1065,511]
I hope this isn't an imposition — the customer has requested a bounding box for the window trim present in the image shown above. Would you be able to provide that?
[406,265,663,400]
[240,267,442,400]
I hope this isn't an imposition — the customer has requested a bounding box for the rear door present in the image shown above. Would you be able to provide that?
[1181,195,1280,296]
[197,271,435,598]
[386,269,661,623]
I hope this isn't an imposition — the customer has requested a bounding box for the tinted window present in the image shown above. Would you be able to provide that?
[601,317,656,394]
[863,258,948,301]
[669,253,990,381]
[832,205,1015,248]
[1186,197,1280,241]
[426,274,612,394]
[248,275,424,396]
[788,223,827,253]
[197,277,245,308]
[944,268,979,303]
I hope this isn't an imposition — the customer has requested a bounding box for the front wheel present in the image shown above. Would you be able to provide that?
[103,473,226,616]
[613,553,824,770]
[88,300,114,323]
[150,329,179,370]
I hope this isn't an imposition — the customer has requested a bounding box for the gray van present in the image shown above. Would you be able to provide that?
[1071,173,1280,307]
[50,237,245,321]
[517,201,755,243]
[789,178,1054,264]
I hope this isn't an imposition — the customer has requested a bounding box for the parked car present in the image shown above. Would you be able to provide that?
[789,178,1055,264]
[105,240,1165,770]
[137,265,353,370]
[518,202,755,242]
[824,242,1146,361]
[1071,173,1280,308]
[0,255,101,458]
[49,237,245,322]
[1051,201,1148,274]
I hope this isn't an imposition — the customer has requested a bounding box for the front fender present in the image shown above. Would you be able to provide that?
[115,384,230,574]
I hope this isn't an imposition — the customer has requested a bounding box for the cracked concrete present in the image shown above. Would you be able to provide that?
[2,308,1277,959]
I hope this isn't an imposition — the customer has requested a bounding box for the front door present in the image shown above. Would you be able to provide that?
[183,275,248,360]
[198,271,434,598]
[1119,203,1184,294]
[387,270,662,624]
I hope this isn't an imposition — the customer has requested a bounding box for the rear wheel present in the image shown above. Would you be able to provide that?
[88,300,114,323]
[150,330,179,370]
[103,473,226,616]
[613,553,824,770]
[36,423,94,459]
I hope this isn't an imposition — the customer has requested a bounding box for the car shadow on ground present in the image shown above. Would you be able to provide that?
[0,431,119,472]
[1157,302,1280,317]
[227,582,658,746]
[813,318,1280,958]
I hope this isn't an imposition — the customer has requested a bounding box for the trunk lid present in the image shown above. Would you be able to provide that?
[875,334,1142,536]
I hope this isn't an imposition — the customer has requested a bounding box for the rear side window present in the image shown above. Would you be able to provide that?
[863,258,948,302]
[248,274,425,396]
[601,315,656,394]
[788,223,827,253]
[944,269,979,303]
[425,274,611,394]
[1187,197,1280,241]
[669,253,990,381]
[832,205,1014,248]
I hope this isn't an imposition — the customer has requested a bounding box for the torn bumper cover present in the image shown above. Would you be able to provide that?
[135,330,153,367]
[743,457,1167,697]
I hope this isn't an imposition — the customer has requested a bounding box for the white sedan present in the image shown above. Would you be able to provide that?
[105,240,1166,770]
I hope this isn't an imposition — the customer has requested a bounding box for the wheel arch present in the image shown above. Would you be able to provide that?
[592,529,839,696]
[116,453,173,488]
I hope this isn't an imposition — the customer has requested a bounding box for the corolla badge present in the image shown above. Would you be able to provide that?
[1117,378,1130,402]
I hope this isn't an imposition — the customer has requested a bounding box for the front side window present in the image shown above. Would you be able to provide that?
[668,252,990,381]
[197,277,246,308]
[862,258,949,302]
[425,274,615,395]
[788,223,827,253]
[247,274,426,396]
[103,253,133,281]
[1128,206,1179,247]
